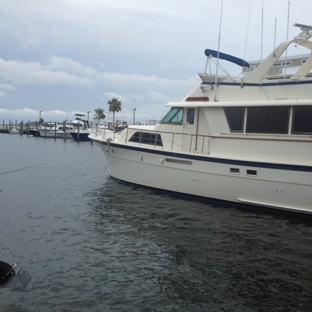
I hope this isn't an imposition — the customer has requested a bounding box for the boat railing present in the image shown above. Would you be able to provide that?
[123,127,212,155]
[92,125,115,139]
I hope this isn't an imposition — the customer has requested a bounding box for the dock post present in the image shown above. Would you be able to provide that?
[77,124,80,143]
[20,121,23,136]
[63,121,66,142]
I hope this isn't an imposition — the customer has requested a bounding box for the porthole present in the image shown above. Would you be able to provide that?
[246,169,257,176]
[230,168,240,174]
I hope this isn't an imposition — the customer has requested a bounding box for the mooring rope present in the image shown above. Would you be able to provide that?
[0,159,60,176]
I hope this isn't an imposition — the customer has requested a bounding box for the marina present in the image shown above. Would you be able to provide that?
[1,1,312,311]
[1,134,312,311]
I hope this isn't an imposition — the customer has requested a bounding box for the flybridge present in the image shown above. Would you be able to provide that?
[203,23,312,84]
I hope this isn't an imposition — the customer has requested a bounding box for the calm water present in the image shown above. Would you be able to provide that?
[0,134,312,312]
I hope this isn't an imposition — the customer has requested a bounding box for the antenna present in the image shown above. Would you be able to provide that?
[284,0,290,79]
[273,17,277,57]
[214,0,224,101]
[293,23,312,40]
[261,0,264,60]
[243,3,252,62]
[286,0,290,40]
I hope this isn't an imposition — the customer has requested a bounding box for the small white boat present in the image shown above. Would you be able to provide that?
[57,125,74,139]
[8,126,19,134]
[90,23,312,214]
[70,129,92,142]
[37,123,63,138]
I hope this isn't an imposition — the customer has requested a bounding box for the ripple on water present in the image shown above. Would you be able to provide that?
[1,136,312,311]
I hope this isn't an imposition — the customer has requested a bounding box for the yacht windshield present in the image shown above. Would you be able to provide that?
[160,108,183,124]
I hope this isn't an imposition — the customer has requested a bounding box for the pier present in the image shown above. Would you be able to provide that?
[0,119,122,144]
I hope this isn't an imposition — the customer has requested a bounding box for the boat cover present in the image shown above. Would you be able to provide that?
[205,49,250,67]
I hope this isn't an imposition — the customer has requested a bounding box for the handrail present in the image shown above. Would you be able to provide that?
[124,127,212,154]
[94,126,312,156]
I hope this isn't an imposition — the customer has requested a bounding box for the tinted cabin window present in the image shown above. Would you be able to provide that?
[129,132,163,146]
[187,109,195,124]
[292,106,312,134]
[160,108,183,124]
[246,106,289,134]
[224,107,245,132]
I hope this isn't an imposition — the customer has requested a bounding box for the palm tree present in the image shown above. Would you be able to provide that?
[94,108,106,124]
[108,98,122,129]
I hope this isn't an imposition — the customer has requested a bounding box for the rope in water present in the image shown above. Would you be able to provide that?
[0,159,60,176]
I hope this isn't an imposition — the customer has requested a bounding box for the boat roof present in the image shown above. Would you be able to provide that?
[166,99,312,108]
[205,49,250,68]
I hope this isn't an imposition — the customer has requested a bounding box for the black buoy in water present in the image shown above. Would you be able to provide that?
[0,261,16,285]
[0,261,31,288]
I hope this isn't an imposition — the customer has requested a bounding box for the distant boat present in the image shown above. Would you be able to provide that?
[8,126,19,134]
[89,23,312,214]
[36,114,89,139]
[71,125,114,142]
[29,129,41,137]
[70,129,91,142]
[72,113,90,129]
[37,123,75,139]
[69,113,92,141]
[37,123,64,138]
[56,125,74,139]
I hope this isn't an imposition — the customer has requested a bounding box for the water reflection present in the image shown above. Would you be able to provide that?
[86,178,312,311]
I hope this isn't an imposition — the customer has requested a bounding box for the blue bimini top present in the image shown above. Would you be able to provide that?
[205,49,250,67]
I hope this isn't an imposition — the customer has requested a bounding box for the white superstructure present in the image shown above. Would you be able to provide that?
[89,24,312,214]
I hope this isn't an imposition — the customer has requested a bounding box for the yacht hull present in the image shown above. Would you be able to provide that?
[98,141,312,214]
[57,132,73,139]
[70,131,91,142]
[37,129,60,138]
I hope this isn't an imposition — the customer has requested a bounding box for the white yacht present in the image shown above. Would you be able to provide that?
[8,126,19,134]
[89,24,312,214]
[37,123,68,138]
[56,124,74,139]
[38,114,83,139]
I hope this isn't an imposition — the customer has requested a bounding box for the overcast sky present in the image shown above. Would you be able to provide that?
[0,0,311,124]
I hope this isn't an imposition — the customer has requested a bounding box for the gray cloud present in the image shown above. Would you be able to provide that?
[0,0,311,122]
